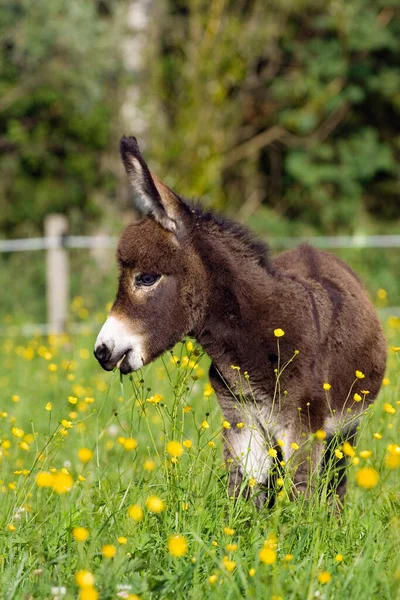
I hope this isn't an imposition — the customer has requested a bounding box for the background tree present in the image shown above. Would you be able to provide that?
[0,0,126,237]
[143,0,399,236]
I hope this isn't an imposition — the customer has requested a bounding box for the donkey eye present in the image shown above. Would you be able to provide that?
[135,273,161,287]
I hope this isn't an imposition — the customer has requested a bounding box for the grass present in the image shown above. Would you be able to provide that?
[0,305,399,600]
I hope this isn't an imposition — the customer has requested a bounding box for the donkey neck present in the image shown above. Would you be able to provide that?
[192,219,292,383]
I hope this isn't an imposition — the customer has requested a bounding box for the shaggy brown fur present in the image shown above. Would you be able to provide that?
[94,136,387,505]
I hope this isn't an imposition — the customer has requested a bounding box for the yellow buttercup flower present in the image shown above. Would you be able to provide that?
[359,450,372,459]
[335,554,343,562]
[146,495,165,513]
[143,459,156,471]
[52,472,74,494]
[343,442,355,457]
[355,370,365,379]
[384,403,396,415]
[259,546,276,564]
[274,328,285,338]
[168,534,188,557]
[356,467,379,489]
[323,382,331,391]
[78,448,93,463]
[319,571,331,584]
[147,394,163,404]
[166,440,184,458]
[101,544,116,558]
[222,556,236,572]
[223,526,235,536]
[315,430,326,440]
[73,527,89,542]
[128,504,144,521]
[76,570,95,588]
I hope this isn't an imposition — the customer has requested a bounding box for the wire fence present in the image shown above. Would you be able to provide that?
[1,218,399,336]
[2,234,400,253]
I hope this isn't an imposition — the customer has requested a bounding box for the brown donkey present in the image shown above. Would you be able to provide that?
[94,136,387,504]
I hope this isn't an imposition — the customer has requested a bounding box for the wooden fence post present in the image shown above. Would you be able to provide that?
[45,214,69,334]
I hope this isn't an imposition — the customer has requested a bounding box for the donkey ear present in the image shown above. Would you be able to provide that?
[120,136,185,234]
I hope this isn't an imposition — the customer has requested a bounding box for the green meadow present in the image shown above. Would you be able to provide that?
[0,303,399,600]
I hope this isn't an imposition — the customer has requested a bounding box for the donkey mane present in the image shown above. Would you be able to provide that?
[188,201,271,269]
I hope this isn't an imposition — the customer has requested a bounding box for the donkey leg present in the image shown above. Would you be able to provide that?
[224,425,271,505]
[321,425,358,504]
[280,420,324,497]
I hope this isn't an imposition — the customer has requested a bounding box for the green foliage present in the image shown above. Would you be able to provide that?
[0,0,125,237]
[144,0,400,233]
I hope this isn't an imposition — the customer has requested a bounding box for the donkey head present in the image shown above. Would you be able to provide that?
[94,136,208,374]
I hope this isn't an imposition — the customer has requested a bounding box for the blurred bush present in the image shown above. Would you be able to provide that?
[0,0,126,237]
[0,0,399,239]
[144,0,399,234]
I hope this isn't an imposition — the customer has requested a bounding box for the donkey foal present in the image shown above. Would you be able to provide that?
[94,136,387,505]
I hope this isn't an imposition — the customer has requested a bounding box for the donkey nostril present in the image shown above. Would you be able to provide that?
[94,343,111,364]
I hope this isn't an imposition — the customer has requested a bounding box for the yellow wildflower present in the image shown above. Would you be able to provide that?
[147,394,163,404]
[209,574,218,584]
[259,546,276,564]
[222,420,231,429]
[323,383,331,391]
[359,450,372,459]
[223,526,235,536]
[319,571,332,584]
[291,442,299,450]
[225,543,238,552]
[315,430,326,440]
[127,504,144,521]
[201,421,210,429]
[36,472,53,488]
[118,536,128,544]
[268,448,278,458]
[274,328,285,338]
[124,438,138,451]
[203,383,214,397]
[45,403,52,411]
[355,370,365,379]
[73,527,89,542]
[101,545,116,558]
[335,554,343,562]
[343,442,355,457]
[183,440,192,449]
[52,472,74,494]
[76,570,95,588]
[166,440,184,458]
[78,448,93,463]
[353,393,362,402]
[143,459,156,471]
[222,556,236,572]
[384,403,396,415]
[236,422,244,428]
[146,495,165,513]
[356,467,379,489]
[168,534,188,557]
[335,449,343,459]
